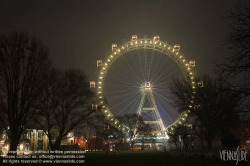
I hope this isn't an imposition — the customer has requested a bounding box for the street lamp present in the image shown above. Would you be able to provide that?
[85,139,88,151]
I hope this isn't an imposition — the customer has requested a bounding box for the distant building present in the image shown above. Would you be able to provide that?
[0,128,74,155]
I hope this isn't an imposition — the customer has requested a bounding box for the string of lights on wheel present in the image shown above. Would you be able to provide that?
[90,35,204,135]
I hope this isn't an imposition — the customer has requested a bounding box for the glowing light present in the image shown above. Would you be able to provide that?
[179,56,182,58]
[108,59,110,62]
[90,81,95,88]
[104,110,107,113]
[164,45,166,47]
[174,44,180,51]
[197,81,204,87]
[97,60,103,67]
[99,77,103,79]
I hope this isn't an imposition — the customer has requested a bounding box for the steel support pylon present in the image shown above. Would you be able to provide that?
[137,82,167,137]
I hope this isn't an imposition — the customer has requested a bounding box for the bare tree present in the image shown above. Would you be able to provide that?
[116,113,151,151]
[0,32,51,153]
[75,119,97,150]
[96,121,125,154]
[168,124,195,156]
[215,1,250,112]
[37,68,95,150]
[168,74,241,149]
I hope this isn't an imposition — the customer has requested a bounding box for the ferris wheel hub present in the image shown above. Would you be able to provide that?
[144,82,151,89]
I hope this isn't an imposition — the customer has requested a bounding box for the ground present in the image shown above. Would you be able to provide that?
[0,150,249,166]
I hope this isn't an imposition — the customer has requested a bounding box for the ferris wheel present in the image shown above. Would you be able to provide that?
[91,35,198,137]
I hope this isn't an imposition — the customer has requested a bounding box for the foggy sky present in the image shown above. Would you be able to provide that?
[1,0,247,80]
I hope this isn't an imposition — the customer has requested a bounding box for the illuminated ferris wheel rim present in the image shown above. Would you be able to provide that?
[96,35,196,134]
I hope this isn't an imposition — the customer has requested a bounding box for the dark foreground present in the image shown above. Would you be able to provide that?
[1,151,249,166]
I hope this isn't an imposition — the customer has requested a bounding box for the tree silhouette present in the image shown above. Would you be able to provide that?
[215,1,250,112]
[0,32,51,153]
[37,68,95,150]
[168,74,241,149]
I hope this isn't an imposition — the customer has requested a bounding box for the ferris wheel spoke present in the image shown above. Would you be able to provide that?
[151,61,179,84]
[108,58,141,85]
[143,49,154,81]
[149,52,164,81]
[154,100,177,124]
[106,89,140,101]
[105,72,139,87]
[153,101,179,125]
[152,74,183,87]
[153,91,180,117]
[105,88,139,95]
[149,57,172,82]
[114,94,142,115]
[119,51,144,84]
[134,49,146,82]
[130,50,145,83]
[153,88,171,94]
[109,92,141,114]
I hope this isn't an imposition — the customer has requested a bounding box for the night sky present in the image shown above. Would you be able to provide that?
[1,0,247,79]
[1,0,247,126]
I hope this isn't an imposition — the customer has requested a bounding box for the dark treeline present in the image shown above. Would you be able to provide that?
[0,32,98,153]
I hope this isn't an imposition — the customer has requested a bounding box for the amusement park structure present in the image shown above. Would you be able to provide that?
[90,35,199,145]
